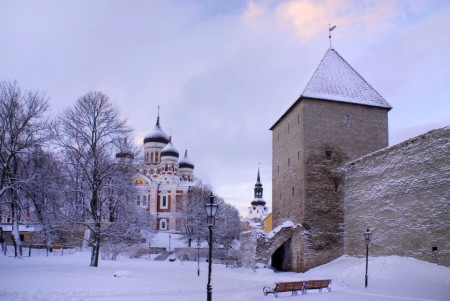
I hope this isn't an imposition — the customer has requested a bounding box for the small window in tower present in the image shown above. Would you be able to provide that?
[298,151,300,160]
[277,133,279,141]
[257,210,259,213]
[150,152,154,162]
[288,158,290,166]
[325,151,332,160]
[345,114,350,126]
[298,113,300,124]
[277,165,279,173]
[292,187,295,197]
[155,152,159,162]
[253,207,256,210]
[288,123,290,133]
[146,153,149,162]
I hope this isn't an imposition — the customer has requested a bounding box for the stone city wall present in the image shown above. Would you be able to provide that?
[343,127,450,267]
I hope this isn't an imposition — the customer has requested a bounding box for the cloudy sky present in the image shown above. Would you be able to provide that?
[1,0,449,216]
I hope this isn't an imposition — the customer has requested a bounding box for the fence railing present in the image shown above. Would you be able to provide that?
[1,243,78,257]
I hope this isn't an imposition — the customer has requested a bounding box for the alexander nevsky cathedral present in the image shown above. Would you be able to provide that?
[131,113,202,232]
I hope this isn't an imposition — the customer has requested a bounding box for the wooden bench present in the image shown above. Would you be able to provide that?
[263,281,306,297]
[303,279,332,293]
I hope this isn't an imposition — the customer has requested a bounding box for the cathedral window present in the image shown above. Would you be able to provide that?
[155,152,159,162]
[160,191,169,209]
[150,152,154,162]
[159,219,168,230]
[146,152,149,162]
[143,195,147,205]
[325,151,332,160]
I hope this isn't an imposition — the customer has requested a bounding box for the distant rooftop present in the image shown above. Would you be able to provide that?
[270,48,391,130]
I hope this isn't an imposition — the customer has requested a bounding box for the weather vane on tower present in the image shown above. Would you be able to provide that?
[328,24,337,48]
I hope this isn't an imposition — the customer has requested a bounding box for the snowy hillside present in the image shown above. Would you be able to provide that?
[0,251,448,300]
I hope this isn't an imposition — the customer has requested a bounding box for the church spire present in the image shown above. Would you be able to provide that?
[256,167,261,184]
[253,168,264,203]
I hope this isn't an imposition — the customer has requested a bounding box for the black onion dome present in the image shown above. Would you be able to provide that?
[160,139,179,158]
[178,150,194,169]
[143,117,170,144]
[251,200,266,206]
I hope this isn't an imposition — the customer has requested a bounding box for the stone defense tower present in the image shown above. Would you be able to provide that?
[270,48,391,272]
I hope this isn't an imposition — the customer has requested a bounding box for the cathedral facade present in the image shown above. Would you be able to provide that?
[131,114,201,232]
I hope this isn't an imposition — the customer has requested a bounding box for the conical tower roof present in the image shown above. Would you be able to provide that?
[301,48,391,108]
[270,48,391,130]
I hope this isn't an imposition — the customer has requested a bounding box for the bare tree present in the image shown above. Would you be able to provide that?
[179,185,210,247]
[55,91,131,267]
[21,146,66,251]
[179,185,241,248]
[0,80,49,258]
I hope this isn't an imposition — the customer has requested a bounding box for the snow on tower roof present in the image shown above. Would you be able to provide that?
[302,48,391,108]
[178,150,194,169]
[144,116,170,144]
[160,138,179,158]
[270,48,391,130]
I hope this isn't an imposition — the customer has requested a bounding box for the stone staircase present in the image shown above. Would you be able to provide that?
[154,250,174,261]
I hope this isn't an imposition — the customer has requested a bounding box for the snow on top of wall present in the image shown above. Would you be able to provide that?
[345,126,450,169]
[265,220,295,239]
[302,48,391,109]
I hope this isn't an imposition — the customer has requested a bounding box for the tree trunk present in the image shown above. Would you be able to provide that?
[11,201,22,258]
[90,227,100,267]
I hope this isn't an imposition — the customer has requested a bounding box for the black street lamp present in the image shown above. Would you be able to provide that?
[204,192,219,301]
[364,228,372,288]
[169,234,171,250]
[197,237,201,277]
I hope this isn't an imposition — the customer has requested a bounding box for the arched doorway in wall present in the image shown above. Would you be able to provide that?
[271,238,292,271]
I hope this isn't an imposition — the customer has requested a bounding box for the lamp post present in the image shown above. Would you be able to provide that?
[364,228,372,288]
[169,234,171,250]
[204,192,219,301]
[197,237,201,276]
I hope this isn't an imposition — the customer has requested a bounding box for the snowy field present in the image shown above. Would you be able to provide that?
[0,248,449,301]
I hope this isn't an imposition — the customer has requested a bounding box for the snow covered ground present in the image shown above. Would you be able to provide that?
[0,249,449,301]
